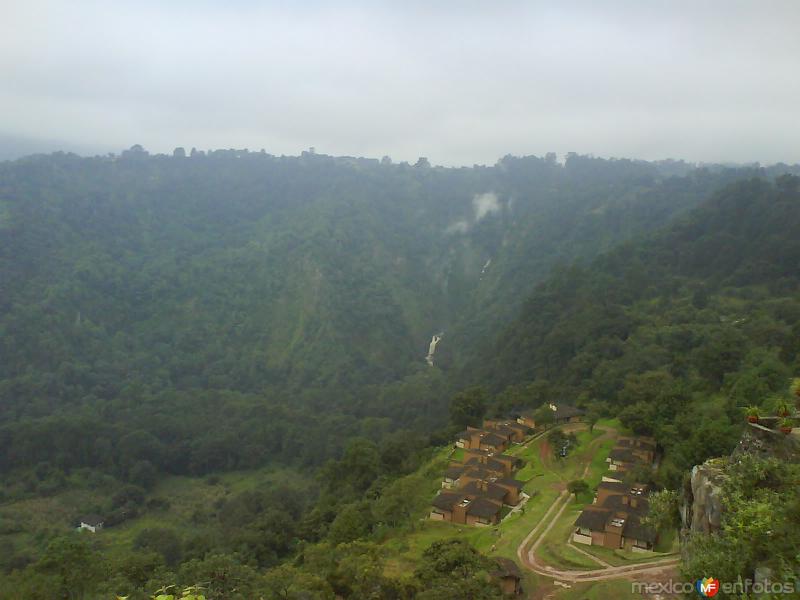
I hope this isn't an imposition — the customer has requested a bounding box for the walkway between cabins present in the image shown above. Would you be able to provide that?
[515,428,680,583]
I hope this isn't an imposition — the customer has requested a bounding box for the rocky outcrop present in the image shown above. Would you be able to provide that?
[682,459,727,534]
[731,419,799,461]
[682,421,799,535]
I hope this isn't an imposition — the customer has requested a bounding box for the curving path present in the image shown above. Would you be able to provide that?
[515,428,680,583]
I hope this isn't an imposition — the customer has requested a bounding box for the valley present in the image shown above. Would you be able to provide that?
[0,152,798,598]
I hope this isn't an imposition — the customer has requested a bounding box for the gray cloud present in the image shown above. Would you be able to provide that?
[1,1,799,165]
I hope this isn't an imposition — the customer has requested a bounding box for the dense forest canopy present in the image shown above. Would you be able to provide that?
[477,175,800,483]
[3,149,784,481]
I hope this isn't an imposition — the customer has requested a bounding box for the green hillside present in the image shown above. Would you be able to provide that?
[478,175,800,482]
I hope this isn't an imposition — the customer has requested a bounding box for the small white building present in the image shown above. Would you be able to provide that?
[79,515,104,533]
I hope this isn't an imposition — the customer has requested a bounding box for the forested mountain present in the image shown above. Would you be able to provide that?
[477,175,800,483]
[1,149,769,481]
[2,149,800,598]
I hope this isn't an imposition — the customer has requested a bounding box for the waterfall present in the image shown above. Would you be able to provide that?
[426,332,443,366]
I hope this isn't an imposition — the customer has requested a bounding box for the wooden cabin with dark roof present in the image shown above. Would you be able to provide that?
[455,427,510,452]
[490,557,522,595]
[441,465,465,489]
[429,492,503,526]
[483,419,529,443]
[572,488,657,552]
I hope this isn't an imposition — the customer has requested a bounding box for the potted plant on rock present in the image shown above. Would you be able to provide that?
[779,418,793,435]
[777,401,792,418]
[745,406,760,424]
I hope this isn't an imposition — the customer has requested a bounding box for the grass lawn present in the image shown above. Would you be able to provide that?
[576,539,678,567]
[535,503,600,571]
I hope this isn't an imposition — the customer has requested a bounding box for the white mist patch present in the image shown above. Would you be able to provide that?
[445,192,501,235]
[473,192,500,221]
[445,219,470,234]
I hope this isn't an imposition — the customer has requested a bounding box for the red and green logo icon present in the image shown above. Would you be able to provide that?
[696,577,720,597]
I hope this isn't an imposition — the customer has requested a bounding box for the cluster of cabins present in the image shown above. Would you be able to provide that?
[431,419,529,526]
[572,436,659,552]
[433,403,586,527]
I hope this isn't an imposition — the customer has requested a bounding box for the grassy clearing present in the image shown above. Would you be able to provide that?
[0,465,313,564]
[0,488,107,556]
[535,504,600,570]
[97,466,312,558]
[575,538,677,567]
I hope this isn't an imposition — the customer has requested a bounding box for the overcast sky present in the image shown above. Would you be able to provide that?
[2,1,799,165]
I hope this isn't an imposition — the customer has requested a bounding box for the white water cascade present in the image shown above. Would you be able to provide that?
[426,333,443,366]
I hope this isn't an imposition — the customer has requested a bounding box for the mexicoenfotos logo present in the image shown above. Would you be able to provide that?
[633,577,796,596]
[696,577,720,597]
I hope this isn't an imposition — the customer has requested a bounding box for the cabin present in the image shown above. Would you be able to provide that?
[430,492,503,526]
[615,436,657,462]
[459,466,504,483]
[489,424,518,444]
[460,480,509,504]
[459,474,524,506]
[461,448,520,476]
[79,514,104,533]
[573,491,656,551]
[550,403,585,424]
[595,481,649,506]
[490,557,523,596]
[464,496,503,526]
[516,412,536,429]
[431,491,462,521]
[478,432,509,453]
[483,419,529,443]
[516,402,585,428]
[455,427,510,452]
[442,465,465,489]
[606,436,656,471]
[491,476,524,505]
[607,447,645,471]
